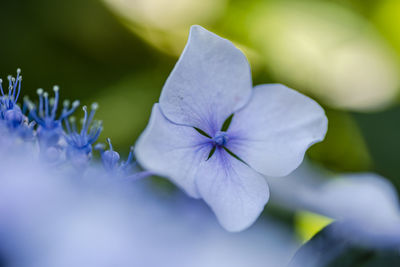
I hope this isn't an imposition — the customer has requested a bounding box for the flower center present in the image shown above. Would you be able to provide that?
[212,131,229,146]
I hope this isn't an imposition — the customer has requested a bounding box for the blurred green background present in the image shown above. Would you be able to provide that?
[2,0,400,192]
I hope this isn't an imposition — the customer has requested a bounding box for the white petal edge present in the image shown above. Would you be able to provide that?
[159,25,252,135]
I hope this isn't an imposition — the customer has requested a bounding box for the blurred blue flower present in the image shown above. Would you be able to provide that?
[267,162,400,248]
[303,173,400,248]
[136,25,328,231]
[0,143,298,267]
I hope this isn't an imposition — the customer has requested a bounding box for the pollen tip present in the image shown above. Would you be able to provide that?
[69,116,76,123]
[53,85,59,92]
[43,92,49,98]
[37,88,44,95]
[82,105,87,112]
[27,102,35,110]
[16,68,21,74]
[63,99,70,107]
[91,102,99,110]
[72,100,80,108]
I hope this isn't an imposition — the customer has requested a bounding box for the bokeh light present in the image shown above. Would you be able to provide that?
[248,0,400,111]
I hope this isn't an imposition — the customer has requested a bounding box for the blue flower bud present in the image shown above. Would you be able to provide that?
[4,108,23,129]
[101,138,120,172]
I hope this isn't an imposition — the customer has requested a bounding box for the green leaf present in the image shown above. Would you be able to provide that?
[194,127,211,138]
[221,113,234,132]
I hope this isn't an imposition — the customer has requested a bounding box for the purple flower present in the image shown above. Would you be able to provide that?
[0,69,24,129]
[0,69,36,141]
[96,138,121,172]
[135,26,328,231]
[95,138,153,180]
[63,103,102,166]
[27,86,80,148]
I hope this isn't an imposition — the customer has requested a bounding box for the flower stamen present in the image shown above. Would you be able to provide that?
[212,131,229,147]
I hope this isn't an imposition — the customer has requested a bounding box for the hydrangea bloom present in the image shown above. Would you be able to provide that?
[63,104,102,166]
[136,26,328,231]
[0,69,23,128]
[0,69,147,181]
[0,70,38,141]
[95,138,150,179]
[27,86,80,148]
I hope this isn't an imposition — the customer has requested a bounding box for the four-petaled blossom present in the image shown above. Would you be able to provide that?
[136,26,328,231]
